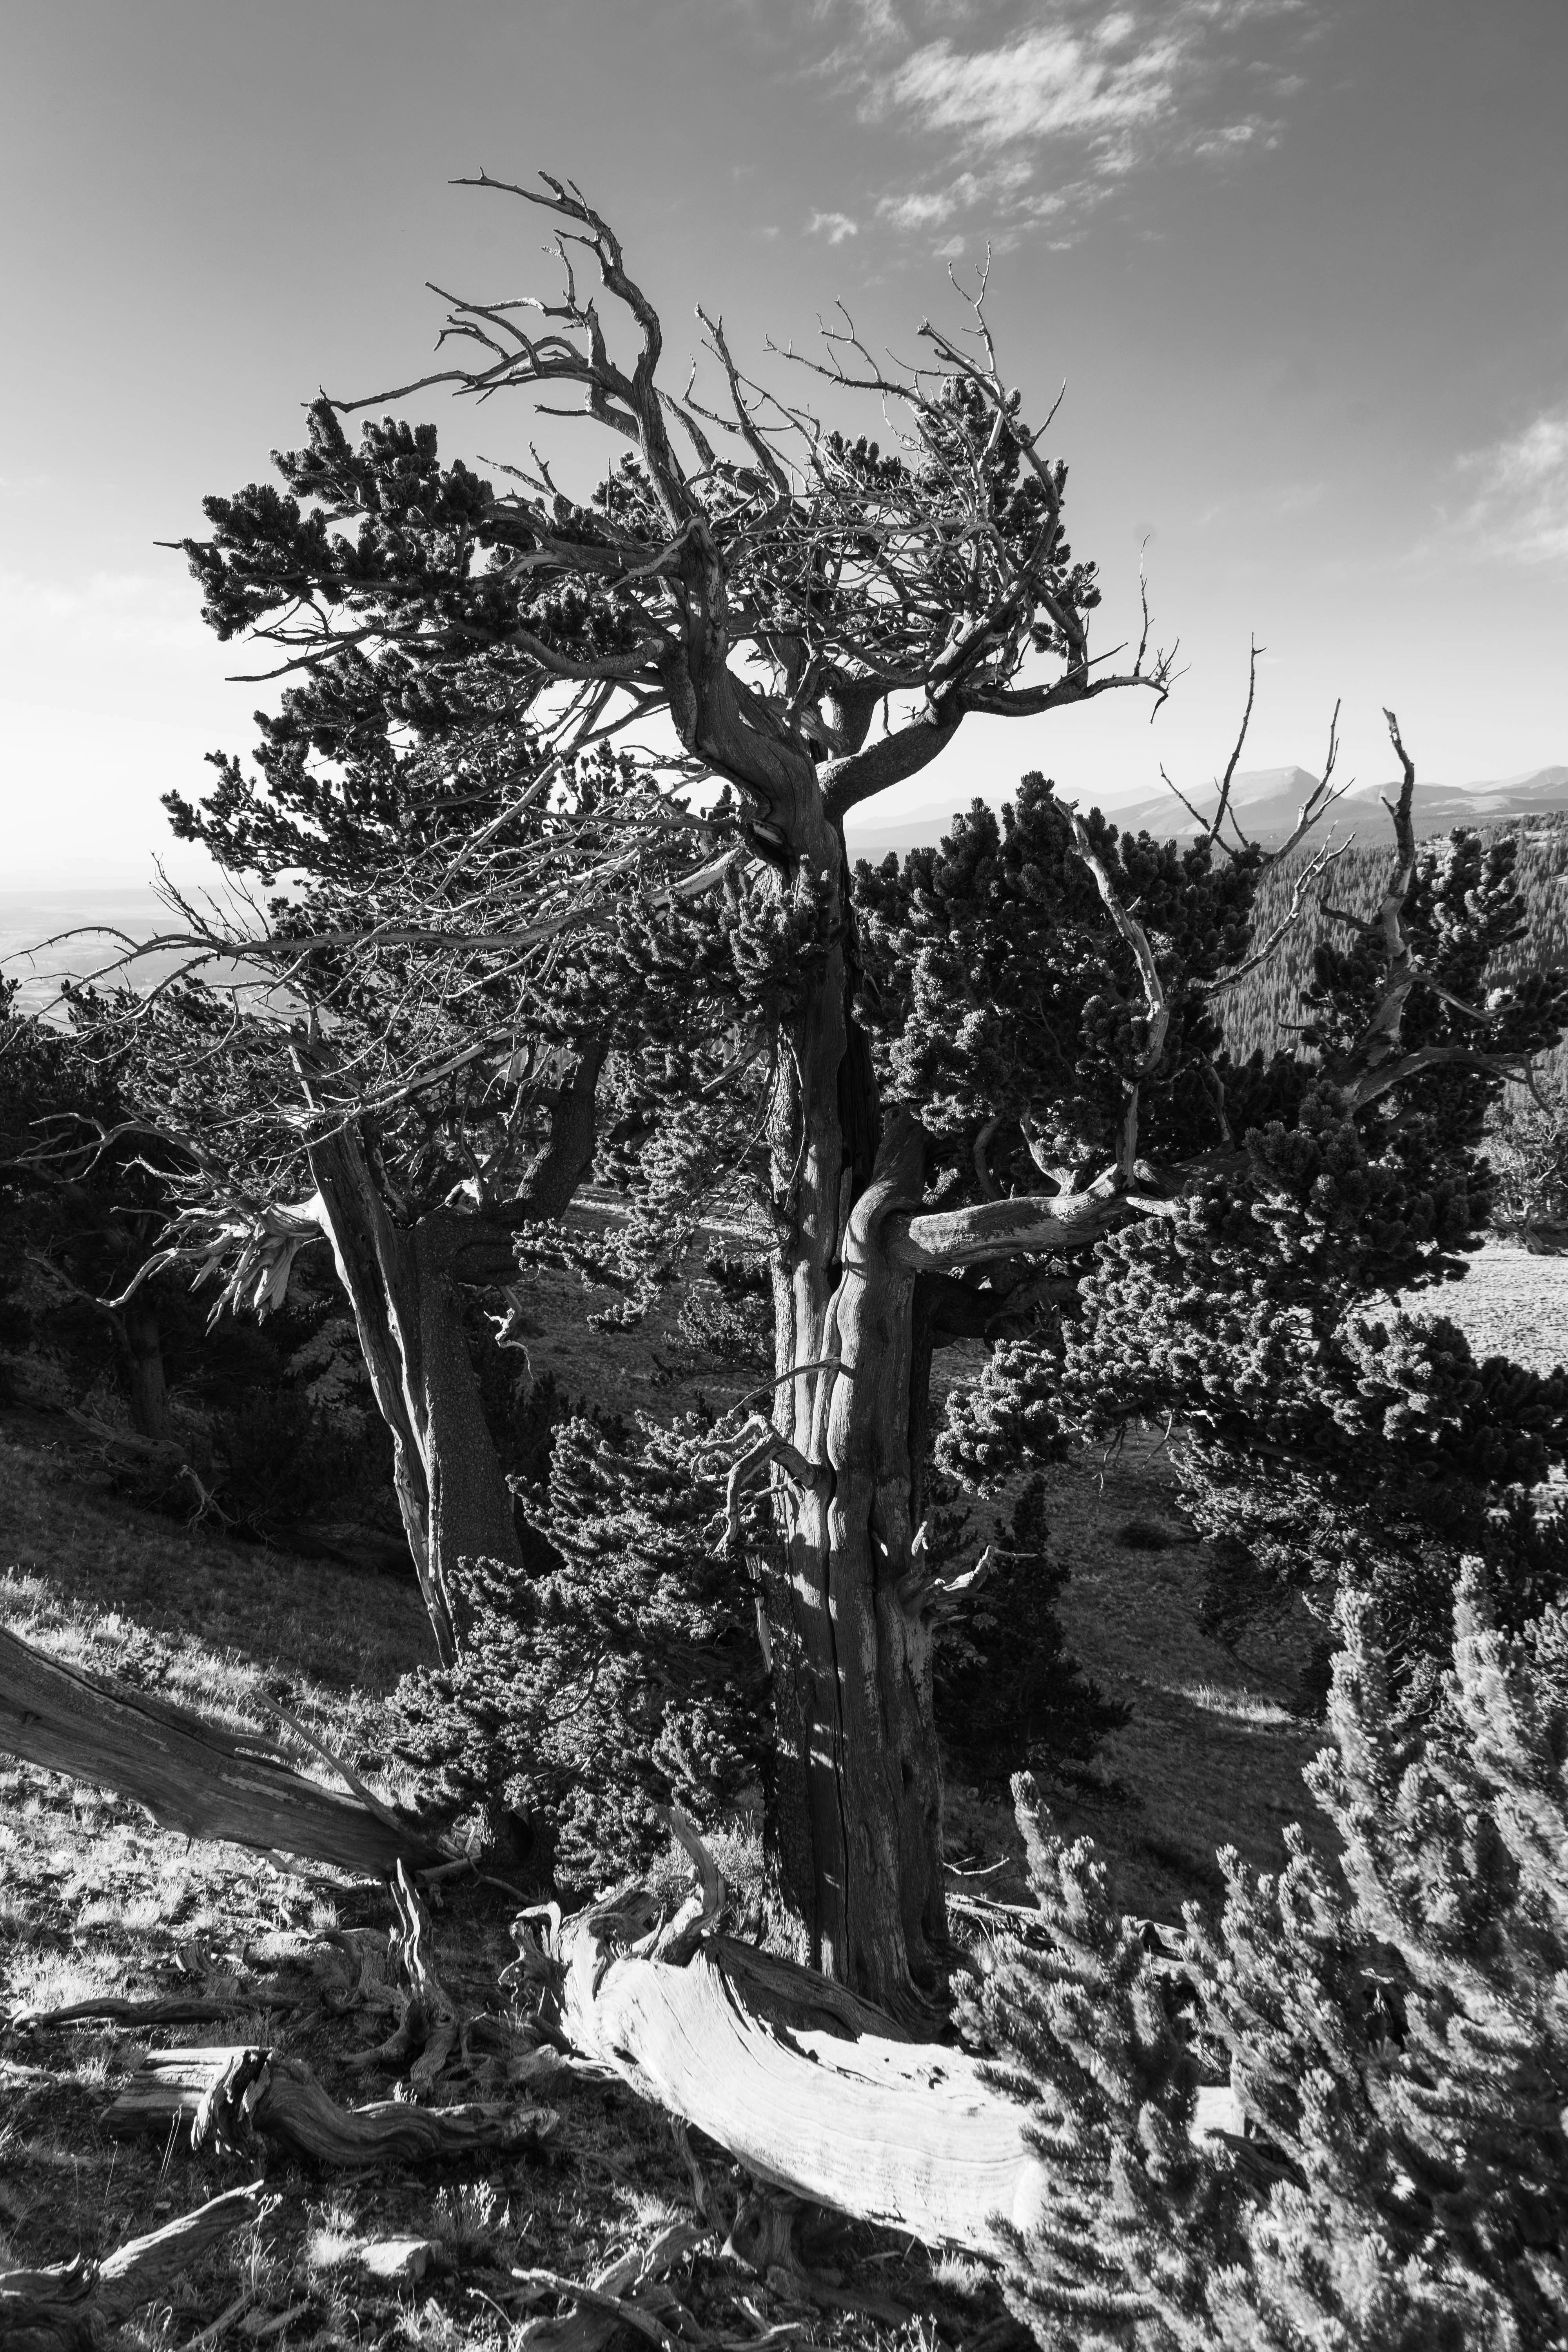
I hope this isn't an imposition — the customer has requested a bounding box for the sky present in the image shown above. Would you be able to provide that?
[1,0,1564,889]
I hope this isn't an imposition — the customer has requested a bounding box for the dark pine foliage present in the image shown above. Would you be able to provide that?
[969,1567,1568,2350]
[856,766,1568,1686]
[383,1410,768,1890]
[384,1431,1124,1881]
[857,772,1265,1208]
[933,1475,1130,1784]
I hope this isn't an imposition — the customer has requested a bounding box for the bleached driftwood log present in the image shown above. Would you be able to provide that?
[0,2180,263,2352]
[510,1825,1048,2266]
[105,2045,556,2168]
[0,1623,450,1876]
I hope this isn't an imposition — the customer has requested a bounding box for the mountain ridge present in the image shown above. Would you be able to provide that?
[844,765,1568,860]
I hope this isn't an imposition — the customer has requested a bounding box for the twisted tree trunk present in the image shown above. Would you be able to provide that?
[768,1080,947,2012]
[757,828,1114,2012]
[753,782,949,2016]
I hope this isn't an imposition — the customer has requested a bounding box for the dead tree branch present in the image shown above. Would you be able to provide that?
[0,2182,265,2352]
[0,1624,452,1877]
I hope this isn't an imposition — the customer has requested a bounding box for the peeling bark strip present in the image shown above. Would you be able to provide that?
[0,2181,263,2352]
[552,1907,1046,2265]
[0,1625,450,1877]
[106,2046,554,2169]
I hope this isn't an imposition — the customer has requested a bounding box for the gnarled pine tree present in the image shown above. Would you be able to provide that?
[172,172,1179,2008]
[168,175,1562,2014]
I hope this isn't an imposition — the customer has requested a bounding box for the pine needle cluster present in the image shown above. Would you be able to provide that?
[969,1568,1568,2349]
[383,1410,767,1889]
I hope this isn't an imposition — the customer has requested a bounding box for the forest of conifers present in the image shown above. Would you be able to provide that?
[1224,809,1568,1088]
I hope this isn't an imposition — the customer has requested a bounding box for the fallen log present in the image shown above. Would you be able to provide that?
[11,1990,306,2032]
[9,1632,1049,2265]
[0,1623,451,1877]
[0,2180,264,2352]
[105,2044,556,2168]
[516,1828,1047,2267]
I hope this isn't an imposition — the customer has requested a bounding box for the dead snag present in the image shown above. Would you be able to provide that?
[105,2046,556,2169]
[0,2180,265,2352]
[0,1624,451,1877]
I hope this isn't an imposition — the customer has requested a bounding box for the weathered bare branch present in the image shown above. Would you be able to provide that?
[0,1624,451,1876]
[0,2183,267,2352]
[1067,807,1170,1178]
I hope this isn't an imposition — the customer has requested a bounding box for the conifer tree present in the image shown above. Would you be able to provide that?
[856,730,1568,1693]
[383,1410,767,1887]
[971,1567,1568,2350]
[151,172,1564,2008]
[163,173,1179,2008]
[0,978,185,1441]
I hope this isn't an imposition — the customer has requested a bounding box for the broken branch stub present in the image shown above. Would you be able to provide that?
[106,2045,555,2170]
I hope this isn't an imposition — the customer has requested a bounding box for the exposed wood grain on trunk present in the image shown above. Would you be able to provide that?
[0,1624,449,1877]
[812,1112,945,2009]
[554,1910,1045,2263]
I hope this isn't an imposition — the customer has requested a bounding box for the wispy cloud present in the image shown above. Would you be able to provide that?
[873,18,1185,152]
[875,158,1036,232]
[807,208,861,243]
[1454,407,1568,565]
[833,0,1308,243]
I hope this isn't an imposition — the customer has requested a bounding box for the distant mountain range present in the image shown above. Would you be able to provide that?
[844,765,1568,861]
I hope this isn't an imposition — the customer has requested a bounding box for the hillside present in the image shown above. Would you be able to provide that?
[1218,809,1568,1089]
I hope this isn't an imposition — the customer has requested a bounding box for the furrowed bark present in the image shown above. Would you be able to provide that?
[0,1624,450,1876]
[751,771,953,2013]
[812,1111,946,2009]
[0,2181,263,2352]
